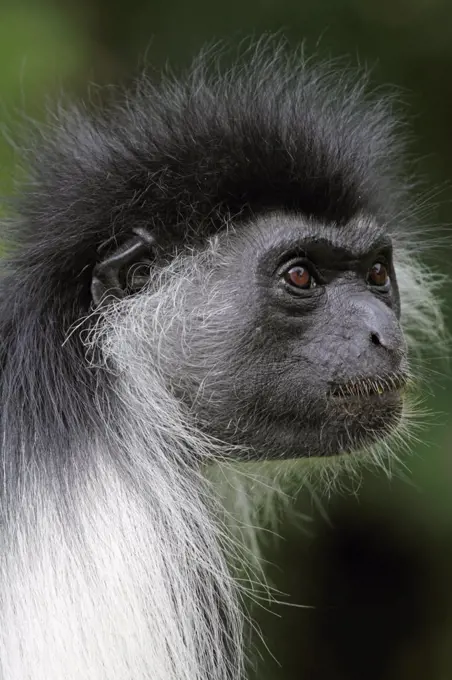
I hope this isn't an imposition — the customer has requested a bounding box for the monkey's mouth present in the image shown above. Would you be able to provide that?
[329,373,409,399]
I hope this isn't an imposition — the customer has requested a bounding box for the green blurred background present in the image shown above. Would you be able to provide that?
[1,1,452,678]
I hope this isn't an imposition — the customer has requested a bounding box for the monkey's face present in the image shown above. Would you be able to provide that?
[181,213,409,459]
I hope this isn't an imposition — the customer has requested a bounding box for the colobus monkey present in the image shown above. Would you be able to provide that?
[0,44,445,680]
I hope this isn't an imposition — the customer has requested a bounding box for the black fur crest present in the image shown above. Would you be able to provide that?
[5,46,404,300]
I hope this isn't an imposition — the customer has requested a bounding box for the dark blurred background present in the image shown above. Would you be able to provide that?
[1,1,452,678]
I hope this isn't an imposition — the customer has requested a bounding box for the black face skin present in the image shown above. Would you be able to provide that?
[184,213,408,460]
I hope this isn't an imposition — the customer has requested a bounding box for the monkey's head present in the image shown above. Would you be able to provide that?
[14,47,442,465]
[85,57,423,463]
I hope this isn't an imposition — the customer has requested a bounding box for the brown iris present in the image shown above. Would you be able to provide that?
[367,262,389,287]
[284,265,314,289]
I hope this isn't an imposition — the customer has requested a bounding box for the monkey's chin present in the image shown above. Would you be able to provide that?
[320,389,405,457]
[231,390,406,462]
[206,382,407,461]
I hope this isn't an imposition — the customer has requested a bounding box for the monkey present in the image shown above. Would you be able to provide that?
[0,43,446,680]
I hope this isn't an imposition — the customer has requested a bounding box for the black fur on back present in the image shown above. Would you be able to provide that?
[0,44,406,482]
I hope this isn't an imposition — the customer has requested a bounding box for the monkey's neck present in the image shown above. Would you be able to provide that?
[0,430,244,680]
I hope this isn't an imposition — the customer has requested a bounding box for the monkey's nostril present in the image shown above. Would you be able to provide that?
[370,332,382,347]
[369,328,405,355]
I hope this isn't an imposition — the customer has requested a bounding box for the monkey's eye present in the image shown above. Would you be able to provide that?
[367,262,390,289]
[284,264,317,290]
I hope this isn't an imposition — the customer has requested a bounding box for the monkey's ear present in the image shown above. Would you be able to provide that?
[91,227,156,307]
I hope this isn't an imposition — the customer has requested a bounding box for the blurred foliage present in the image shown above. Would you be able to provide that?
[1,1,452,678]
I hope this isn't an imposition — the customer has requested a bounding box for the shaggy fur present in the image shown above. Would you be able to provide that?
[0,44,446,680]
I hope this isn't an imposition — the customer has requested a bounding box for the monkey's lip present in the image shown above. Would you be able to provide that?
[329,373,409,399]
